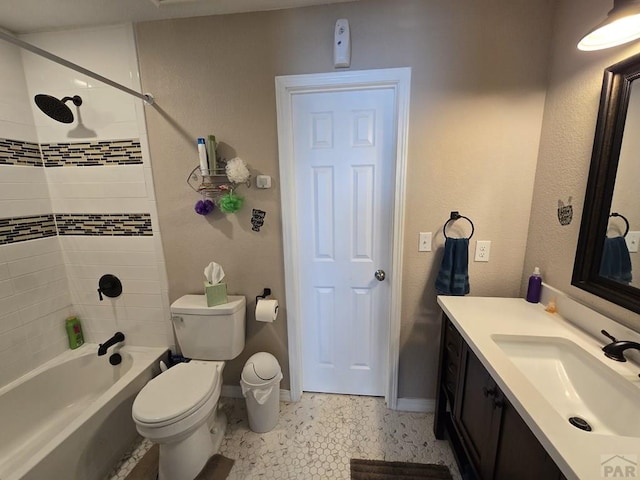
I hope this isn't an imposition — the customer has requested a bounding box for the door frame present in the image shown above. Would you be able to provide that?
[275,67,411,409]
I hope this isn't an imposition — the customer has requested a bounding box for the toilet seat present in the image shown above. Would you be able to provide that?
[133,361,222,427]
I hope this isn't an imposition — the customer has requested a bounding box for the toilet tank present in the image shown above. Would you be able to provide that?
[170,295,246,360]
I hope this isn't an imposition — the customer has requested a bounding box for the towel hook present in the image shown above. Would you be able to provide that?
[443,211,475,239]
[609,212,629,237]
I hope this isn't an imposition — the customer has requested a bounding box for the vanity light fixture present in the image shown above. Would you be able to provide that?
[578,0,640,51]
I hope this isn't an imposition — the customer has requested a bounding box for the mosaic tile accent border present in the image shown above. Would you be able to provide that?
[0,138,43,166]
[0,215,57,245]
[0,213,153,245]
[56,213,152,236]
[41,139,143,167]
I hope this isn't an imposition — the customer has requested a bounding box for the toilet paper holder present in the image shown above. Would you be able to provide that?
[256,288,271,304]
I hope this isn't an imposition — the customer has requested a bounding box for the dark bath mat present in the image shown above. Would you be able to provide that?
[350,458,453,480]
[124,444,234,480]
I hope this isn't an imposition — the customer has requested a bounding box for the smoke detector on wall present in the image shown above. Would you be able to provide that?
[334,18,351,68]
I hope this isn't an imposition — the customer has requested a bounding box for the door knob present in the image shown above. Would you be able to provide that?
[374,269,386,281]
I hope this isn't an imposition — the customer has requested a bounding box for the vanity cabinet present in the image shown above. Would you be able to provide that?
[492,397,564,480]
[442,318,463,406]
[435,315,565,480]
[454,347,501,479]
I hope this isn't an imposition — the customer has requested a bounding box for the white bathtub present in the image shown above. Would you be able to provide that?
[0,344,167,480]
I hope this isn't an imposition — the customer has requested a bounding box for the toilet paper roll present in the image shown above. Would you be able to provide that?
[255,299,278,322]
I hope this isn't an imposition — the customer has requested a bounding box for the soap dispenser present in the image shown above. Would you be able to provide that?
[526,267,542,303]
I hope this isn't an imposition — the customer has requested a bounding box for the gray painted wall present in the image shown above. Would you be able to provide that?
[524,0,640,332]
[136,0,556,398]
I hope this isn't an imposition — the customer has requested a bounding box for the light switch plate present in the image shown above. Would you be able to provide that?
[474,240,491,262]
[626,231,640,253]
[419,232,432,252]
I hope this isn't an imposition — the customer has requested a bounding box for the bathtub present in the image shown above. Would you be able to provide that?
[0,344,167,480]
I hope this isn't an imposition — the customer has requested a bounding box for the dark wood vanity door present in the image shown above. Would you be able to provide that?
[454,346,502,479]
[443,318,462,405]
[492,398,563,480]
[434,317,463,439]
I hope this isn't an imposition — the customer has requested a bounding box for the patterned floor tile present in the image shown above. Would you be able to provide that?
[106,393,461,480]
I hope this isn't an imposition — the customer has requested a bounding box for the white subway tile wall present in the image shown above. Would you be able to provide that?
[21,25,144,144]
[59,236,172,347]
[0,40,38,143]
[0,165,52,218]
[0,237,73,386]
[0,24,171,388]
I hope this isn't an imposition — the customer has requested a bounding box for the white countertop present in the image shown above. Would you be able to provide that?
[437,296,640,480]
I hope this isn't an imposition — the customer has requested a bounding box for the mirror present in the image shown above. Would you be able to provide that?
[573,52,640,314]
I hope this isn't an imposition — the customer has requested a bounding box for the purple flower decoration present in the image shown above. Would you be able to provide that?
[195,199,215,215]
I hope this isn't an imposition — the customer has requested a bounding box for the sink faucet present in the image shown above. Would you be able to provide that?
[601,329,640,362]
[98,331,125,356]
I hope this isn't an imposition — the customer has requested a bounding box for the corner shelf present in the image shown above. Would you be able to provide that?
[186,165,251,199]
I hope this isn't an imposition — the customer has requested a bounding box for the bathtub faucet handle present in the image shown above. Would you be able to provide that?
[98,331,125,356]
[97,274,122,302]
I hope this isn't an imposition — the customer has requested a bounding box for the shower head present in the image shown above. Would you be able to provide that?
[34,94,82,124]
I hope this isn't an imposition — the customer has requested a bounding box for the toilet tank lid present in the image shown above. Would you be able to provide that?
[171,295,245,315]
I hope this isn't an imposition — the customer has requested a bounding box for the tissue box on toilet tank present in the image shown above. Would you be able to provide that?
[205,282,228,307]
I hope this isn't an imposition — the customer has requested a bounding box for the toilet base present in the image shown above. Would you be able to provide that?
[158,409,227,480]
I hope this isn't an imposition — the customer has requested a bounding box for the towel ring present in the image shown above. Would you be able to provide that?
[608,212,629,237]
[443,211,475,239]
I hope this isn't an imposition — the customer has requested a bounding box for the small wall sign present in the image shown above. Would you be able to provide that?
[558,197,573,226]
[251,209,266,232]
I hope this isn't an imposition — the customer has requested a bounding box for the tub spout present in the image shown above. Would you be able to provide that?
[98,332,125,356]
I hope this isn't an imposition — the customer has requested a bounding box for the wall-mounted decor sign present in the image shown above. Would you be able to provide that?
[558,197,573,226]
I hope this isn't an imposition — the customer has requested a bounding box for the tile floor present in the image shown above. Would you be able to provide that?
[106,393,461,480]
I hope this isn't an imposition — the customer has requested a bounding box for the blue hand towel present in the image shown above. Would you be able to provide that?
[435,237,470,295]
[600,236,632,284]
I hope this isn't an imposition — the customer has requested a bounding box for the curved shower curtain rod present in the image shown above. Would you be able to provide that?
[0,29,154,105]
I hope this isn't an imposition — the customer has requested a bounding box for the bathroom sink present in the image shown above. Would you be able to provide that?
[491,335,640,437]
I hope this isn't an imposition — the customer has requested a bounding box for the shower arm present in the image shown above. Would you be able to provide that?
[0,30,154,105]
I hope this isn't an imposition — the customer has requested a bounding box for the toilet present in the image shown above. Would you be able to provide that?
[132,295,246,480]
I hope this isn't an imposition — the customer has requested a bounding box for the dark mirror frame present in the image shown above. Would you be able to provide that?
[573,52,640,315]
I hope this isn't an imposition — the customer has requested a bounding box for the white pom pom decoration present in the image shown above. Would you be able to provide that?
[225,157,251,184]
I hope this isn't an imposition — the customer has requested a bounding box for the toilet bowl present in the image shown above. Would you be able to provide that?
[132,295,246,480]
[132,361,226,480]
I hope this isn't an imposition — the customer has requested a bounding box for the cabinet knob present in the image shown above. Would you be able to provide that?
[482,386,497,398]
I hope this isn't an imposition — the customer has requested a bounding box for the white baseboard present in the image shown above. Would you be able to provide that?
[222,385,292,402]
[222,386,431,412]
[395,397,435,413]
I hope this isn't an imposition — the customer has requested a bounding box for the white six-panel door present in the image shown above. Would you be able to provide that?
[292,88,395,396]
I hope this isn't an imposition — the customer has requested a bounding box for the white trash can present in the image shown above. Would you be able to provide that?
[240,352,282,433]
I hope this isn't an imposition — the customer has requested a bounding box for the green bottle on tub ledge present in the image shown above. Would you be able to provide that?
[65,316,84,349]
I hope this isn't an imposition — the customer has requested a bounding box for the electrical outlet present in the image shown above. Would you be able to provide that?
[626,231,640,253]
[475,240,491,262]
[419,232,432,252]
